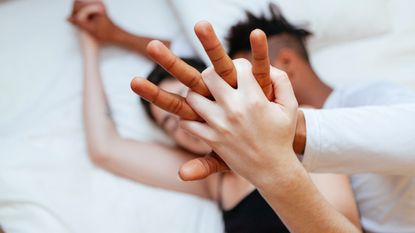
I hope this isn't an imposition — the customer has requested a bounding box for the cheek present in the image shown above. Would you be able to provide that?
[173,128,212,155]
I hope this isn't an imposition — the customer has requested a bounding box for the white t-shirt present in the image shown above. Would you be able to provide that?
[304,81,415,233]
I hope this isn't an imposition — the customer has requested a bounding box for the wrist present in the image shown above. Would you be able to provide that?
[256,158,308,199]
[293,110,306,155]
[253,150,302,190]
[108,24,127,44]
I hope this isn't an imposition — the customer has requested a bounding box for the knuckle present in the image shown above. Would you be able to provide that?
[166,56,178,70]
[247,97,266,111]
[205,43,221,54]
[215,122,231,137]
[226,107,245,123]
[187,75,201,89]
[168,98,183,114]
[228,111,243,123]
[218,67,234,78]
[252,71,269,81]
[210,54,226,63]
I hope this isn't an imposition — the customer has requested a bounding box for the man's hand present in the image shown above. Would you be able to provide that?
[68,1,119,43]
[130,21,273,120]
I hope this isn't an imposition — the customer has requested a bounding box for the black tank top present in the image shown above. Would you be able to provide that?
[219,175,290,233]
[218,173,289,233]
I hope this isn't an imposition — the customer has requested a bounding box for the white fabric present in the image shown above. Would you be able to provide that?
[303,82,415,233]
[303,106,415,174]
[169,0,272,64]
[171,0,393,51]
[0,0,222,232]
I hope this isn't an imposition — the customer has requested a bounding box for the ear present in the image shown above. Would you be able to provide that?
[270,48,297,78]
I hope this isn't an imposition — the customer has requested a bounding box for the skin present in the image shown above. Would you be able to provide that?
[68,0,170,58]
[128,19,362,232]
[131,25,308,180]
[180,59,361,233]
[73,2,360,230]
[151,79,212,155]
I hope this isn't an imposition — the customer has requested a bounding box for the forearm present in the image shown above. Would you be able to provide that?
[111,25,171,58]
[81,34,119,156]
[257,159,360,233]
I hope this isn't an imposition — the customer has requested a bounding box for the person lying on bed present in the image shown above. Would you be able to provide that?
[72,3,361,233]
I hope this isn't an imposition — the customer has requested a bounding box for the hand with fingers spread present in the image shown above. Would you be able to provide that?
[131,21,273,121]
[131,21,305,180]
[179,58,299,188]
[175,58,359,233]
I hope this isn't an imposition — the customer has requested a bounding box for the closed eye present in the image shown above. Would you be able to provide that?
[161,115,179,135]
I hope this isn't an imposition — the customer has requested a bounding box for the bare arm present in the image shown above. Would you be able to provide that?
[260,165,360,233]
[111,26,171,58]
[311,174,361,230]
[69,1,171,58]
[79,32,209,199]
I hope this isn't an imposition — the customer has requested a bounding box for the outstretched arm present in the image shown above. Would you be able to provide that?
[80,31,210,199]
[69,1,170,58]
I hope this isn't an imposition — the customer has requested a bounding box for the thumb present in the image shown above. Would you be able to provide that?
[179,153,229,181]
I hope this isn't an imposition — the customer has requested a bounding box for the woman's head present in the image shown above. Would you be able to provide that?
[141,58,212,155]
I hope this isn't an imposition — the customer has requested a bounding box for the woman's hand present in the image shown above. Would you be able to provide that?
[180,59,300,189]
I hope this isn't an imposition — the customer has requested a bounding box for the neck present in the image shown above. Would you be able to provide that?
[296,72,332,108]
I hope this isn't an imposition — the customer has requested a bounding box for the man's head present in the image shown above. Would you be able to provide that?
[141,58,212,155]
[227,3,317,100]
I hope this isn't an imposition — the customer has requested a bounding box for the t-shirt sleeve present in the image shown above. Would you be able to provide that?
[302,104,415,175]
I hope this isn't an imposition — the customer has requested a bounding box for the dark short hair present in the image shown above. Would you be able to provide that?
[140,58,207,121]
[227,3,312,61]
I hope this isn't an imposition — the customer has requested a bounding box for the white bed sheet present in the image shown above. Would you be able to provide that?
[0,0,222,232]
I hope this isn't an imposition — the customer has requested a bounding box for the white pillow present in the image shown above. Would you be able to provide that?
[169,0,272,64]
[169,0,392,59]
[304,0,392,51]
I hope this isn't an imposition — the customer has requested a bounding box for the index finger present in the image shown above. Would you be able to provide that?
[250,29,273,100]
[194,21,237,89]
[146,40,210,97]
[131,77,201,121]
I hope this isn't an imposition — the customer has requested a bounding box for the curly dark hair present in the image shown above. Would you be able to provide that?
[227,3,312,62]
